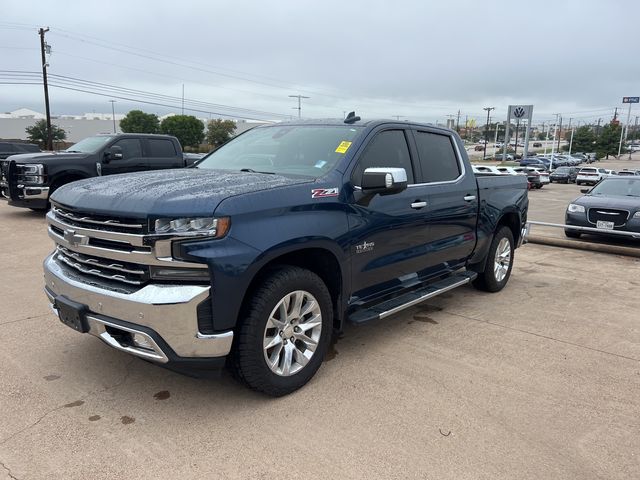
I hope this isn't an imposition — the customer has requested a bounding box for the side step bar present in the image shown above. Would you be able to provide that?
[348,271,477,324]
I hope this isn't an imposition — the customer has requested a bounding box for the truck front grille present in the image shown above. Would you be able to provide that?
[52,206,146,234]
[56,246,149,285]
[587,208,629,227]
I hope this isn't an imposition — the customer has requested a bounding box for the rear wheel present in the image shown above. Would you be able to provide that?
[473,226,514,293]
[230,266,333,396]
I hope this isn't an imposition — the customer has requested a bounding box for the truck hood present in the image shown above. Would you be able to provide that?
[4,152,91,163]
[51,168,311,217]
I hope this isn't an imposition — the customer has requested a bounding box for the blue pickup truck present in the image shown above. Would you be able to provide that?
[43,116,528,396]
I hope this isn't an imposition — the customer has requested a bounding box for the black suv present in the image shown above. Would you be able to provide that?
[550,166,579,184]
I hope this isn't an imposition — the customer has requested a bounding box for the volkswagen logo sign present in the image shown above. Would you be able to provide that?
[513,107,526,118]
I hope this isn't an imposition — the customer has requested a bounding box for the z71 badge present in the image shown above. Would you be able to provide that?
[311,188,339,198]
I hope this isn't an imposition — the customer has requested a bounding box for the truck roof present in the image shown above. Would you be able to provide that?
[93,133,178,139]
[259,118,456,136]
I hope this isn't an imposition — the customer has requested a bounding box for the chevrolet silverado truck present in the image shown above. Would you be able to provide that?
[43,116,528,396]
[0,133,184,210]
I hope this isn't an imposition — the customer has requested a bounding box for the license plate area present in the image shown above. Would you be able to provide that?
[55,296,89,333]
[596,220,614,230]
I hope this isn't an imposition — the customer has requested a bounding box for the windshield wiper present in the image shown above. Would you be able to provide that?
[240,168,274,174]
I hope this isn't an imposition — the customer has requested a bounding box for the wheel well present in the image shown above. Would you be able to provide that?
[497,212,521,245]
[242,248,343,330]
[50,173,87,191]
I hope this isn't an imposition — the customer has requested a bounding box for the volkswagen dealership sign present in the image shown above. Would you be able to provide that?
[504,105,534,160]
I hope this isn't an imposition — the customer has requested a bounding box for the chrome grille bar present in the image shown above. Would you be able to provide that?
[52,206,144,230]
[56,250,144,285]
[57,246,146,275]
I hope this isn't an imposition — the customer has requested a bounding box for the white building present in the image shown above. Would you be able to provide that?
[0,108,270,142]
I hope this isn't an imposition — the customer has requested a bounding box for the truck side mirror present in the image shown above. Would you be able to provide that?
[104,145,123,163]
[361,167,408,194]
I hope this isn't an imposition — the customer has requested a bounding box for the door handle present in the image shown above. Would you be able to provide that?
[463,195,477,202]
[410,201,427,209]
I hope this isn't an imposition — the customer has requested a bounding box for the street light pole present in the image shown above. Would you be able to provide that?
[289,94,310,118]
[109,100,116,133]
[482,107,495,161]
[38,27,53,150]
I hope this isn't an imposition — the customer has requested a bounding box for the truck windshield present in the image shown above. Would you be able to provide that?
[65,136,114,154]
[196,125,364,176]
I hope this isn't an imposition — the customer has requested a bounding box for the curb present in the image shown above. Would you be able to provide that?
[526,234,640,258]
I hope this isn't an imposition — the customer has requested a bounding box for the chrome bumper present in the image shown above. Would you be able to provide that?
[17,185,49,199]
[44,254,233,362]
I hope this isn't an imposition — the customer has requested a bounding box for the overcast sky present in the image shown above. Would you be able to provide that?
[1,0,638,125]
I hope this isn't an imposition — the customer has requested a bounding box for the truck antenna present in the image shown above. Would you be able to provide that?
[344,111,361,124]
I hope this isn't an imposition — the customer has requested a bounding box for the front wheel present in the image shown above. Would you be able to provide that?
[230,266,333,396]
[473,226,514,293]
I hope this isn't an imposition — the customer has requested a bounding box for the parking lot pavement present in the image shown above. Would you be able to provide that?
[1,202,639,480]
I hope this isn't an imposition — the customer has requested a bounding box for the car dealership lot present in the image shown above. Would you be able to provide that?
[0,200,639,479]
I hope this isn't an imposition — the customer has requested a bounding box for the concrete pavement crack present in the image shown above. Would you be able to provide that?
[448,311,640,363]
[0,313,51,327]
[0,459,19,480]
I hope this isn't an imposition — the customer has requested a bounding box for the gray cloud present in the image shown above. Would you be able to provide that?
[1,0,637,124]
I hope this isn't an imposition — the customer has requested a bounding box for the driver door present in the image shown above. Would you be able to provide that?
[101,138,147,175]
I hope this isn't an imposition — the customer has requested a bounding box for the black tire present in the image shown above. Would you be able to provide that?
[473,226,514,293]
[565,229,581,239]
[576,181,581,186]
[230,266,333,396]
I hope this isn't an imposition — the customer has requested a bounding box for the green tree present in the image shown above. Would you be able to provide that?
[537,131,547,141]
[25,120,66,147]
[570,125,596,153]
[120,110,159,133]
[596,122,622,159]
[160,115,204,148]
[206,119,236,147]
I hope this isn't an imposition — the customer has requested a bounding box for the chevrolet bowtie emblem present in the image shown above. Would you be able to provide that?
[63,229,87,247]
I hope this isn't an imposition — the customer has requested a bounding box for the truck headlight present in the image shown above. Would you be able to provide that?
[567,204,585,213]
[17,164,45,184]
[153,216,230,237]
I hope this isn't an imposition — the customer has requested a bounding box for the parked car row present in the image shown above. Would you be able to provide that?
[472,164,549,189]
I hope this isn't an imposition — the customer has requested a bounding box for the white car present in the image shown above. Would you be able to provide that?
[576,167,609,186]
[495,166,522,175]
[530,167,550,184]
[472,165,502,174]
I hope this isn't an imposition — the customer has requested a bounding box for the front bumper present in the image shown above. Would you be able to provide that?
[565,212,640,237]
[44,253,233,364]
[1,183,49,209]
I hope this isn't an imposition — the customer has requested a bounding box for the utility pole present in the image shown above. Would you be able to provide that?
[38,27,53,150]
[464,115,468,139]
[569,123,576,154]
[289,94,310,118]
[109,100,117,133]
[482,107,495,160]
[456,109,461,133]
[392,115,406,121]
[181,84,185,115]
[618,101,633,158]
[550,114,559,170]
[613,108,618,123]
[596,118,602,137]
[556,116,563,152]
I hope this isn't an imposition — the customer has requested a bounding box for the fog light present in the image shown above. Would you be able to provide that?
[132,333,155,351]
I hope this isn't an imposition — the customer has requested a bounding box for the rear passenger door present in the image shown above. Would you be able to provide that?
[409,128,477,271]
[101,138,146,175]
[145,138,181,170]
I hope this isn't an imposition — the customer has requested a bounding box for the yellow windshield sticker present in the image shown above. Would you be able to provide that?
[335,141,352,154]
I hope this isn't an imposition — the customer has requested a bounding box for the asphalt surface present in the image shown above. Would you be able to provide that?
[1,183,639,479]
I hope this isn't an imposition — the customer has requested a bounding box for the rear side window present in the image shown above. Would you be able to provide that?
[147,139,177,157]
[352,130,414,185]
[414,131,461,183]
